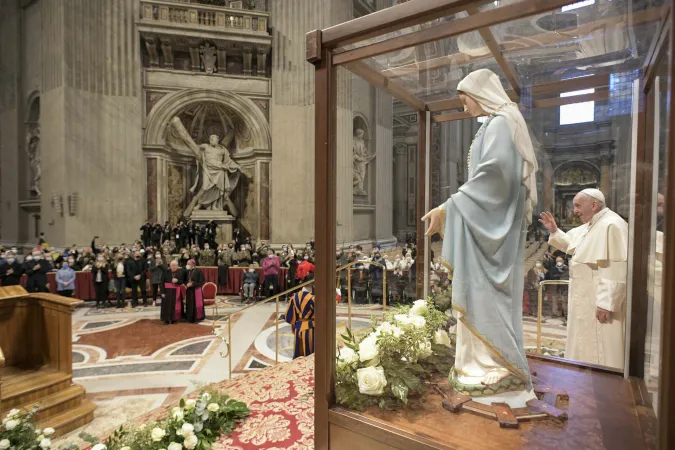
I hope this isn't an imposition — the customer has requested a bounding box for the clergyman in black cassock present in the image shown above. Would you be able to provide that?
[161,261,186,324]
[184,259,206,323]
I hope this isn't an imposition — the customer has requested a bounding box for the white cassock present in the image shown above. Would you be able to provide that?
[548,208,628,370]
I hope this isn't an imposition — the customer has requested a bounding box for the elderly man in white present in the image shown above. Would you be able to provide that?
[539,188,628,370]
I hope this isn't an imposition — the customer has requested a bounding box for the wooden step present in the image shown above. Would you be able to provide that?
[39,399,97,438]
[1,368,72,410]
[5,384,86,423]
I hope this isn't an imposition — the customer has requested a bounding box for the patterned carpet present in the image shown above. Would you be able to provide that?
[88,355,315,449]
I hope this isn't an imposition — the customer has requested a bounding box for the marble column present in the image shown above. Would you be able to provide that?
[268,0,353,245]
[37,0,144,246]
[217,47,227,74]
[256,48,267,76]
[189,44,200,71]
[393,143,408,240]
[543,161,554,211]
[375,88,394,246]
[0,0,21,244]
[242,44,253,76]
[600,156,612,205]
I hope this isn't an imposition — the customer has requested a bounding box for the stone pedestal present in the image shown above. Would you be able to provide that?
[191,210,235,244]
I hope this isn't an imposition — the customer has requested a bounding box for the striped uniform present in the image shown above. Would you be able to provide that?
[285,290,315,359]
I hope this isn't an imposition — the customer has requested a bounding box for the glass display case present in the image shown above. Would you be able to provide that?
[308,0,674,449]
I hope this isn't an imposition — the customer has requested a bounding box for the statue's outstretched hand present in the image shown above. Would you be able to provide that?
[539,212,558,234]
[422,208,441,237]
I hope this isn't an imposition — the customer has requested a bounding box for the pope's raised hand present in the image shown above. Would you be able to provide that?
[422,208,441,237]
[539,211,558,234]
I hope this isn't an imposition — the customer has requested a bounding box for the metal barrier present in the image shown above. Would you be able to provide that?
[211,260,392,379]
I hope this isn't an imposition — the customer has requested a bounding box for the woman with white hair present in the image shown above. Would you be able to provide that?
[423,69,538,406]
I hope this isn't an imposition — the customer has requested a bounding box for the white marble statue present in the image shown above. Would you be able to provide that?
[422,69,539,407]
[353,128,375,196]
[170,117,242,218]
[26,124,41,197]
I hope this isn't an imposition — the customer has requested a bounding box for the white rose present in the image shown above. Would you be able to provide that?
[4,419,18,430]
[120,447,132,450]
[0,439,10,450]
[185,399,197,410]
[43,428,55,437]
[201,393,211,401]
[91,444,107,450]
[358,334,379,363]
[168,443,183,450]
[207,403,220,412]
[394,314,414,329]
[434,329,452,347]
[411,315,426,329]
[180,423,194,437]
[183,433,199,450]
[337,346,359,367]
[357,366,388,396]
[374,322,402,338]
[418,339,432,359]
[151,427,166,442]
[171,407,184,421]
[39,438,51,449]
[7,409,20,418]
[410,299,428,316]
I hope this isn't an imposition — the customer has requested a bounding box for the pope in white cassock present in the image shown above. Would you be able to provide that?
[423,69,538,406]
[540,189,628,370]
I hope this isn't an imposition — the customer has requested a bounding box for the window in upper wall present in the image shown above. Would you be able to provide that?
[560,88,596,125]
[562,0,595,12]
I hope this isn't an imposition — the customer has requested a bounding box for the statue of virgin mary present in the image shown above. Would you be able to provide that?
[423,69,538,406]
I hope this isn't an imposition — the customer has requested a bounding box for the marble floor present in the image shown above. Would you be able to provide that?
[53,298,568,449]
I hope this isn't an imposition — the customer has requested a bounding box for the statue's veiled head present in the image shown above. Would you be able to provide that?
[209,135,220,146]
[355,128,364,138]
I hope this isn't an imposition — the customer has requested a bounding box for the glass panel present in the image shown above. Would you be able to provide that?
[350,0,666,103]
[330,1,663,446]
[334,65,411,353]
[493,0,667,86]
[644,41,670,416]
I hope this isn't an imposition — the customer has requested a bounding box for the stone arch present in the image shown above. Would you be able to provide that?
[145,89,271,151]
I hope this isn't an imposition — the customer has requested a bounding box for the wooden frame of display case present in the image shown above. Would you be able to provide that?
[308,1,675,449]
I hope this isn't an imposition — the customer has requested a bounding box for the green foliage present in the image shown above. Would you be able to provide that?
[336,298,456,411]
[2,389,250,450]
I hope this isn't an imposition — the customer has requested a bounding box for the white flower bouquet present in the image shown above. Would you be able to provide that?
[0,390,249,450]
[335,298,455,410]
[0,407,55,450]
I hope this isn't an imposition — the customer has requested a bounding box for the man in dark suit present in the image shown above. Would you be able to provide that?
[0,253,23,286]
[126,251,148,307]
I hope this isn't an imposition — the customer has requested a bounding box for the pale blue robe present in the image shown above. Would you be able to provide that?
[440,114,531,385]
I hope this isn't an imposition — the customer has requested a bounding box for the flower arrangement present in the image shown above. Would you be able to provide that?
[0,390,249,450]
[0,407,55,450]
[336,299,455,410]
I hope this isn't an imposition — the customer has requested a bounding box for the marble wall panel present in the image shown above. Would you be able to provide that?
[147,158,158,222]
[259,161,270,239]
[167,164,186,225]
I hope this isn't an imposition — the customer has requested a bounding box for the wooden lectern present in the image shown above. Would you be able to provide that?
[0,286,95,436]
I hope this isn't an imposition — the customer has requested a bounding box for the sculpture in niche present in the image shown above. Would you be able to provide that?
[169,117,242,218]
[200,42,217,74]
[422,69,538,406]
[26,124,41,197]
[352,128,375,196]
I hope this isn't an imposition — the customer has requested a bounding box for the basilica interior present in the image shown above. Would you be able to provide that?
[0,0,674,449]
